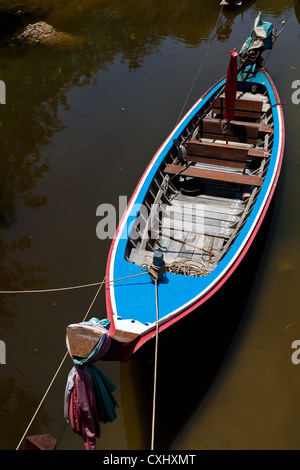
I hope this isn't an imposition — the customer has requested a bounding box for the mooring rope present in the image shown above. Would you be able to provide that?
[15,275,106,450]
[142,254,210,278]
[15,349,69,450]
[14,263,159,450]
[151,279,160,450]
[0,272,148,295]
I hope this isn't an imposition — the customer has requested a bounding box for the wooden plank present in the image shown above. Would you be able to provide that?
[129,231,225,266]
[160,229,202,259]
[198,118,273,144]
[163,202,240,225]
[248,147,270,158]
[25,435,57,451]
[67,326,103,359]
[162,210,237,232]
[164,163,263,187]
[128,247,215,272]
[201,117,273,136]
[159,229,184,255]
[186,139,248,169]
[162,216,234,239]
[186,140,248,162]
[178,232,197,259]
[172,194,245,215]
[186,139,269,160]
[176,192,245,206]
[212,96,263,119]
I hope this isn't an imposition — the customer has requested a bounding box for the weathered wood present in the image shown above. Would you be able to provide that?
[174,191,245,206]
[212,96,263,119]
[159,229,185,254]
[186,139,269,161]
[186,140,248,161]
[172,194,245,215]
[162,202,240,226]
[186,140,248,169]
[162,216,234,239]
[25,434,57,450]
[128,247,214,270]
[164,163,263,187]
[67,326,103,358]
[248,147,270,158]
[198,118,273,144]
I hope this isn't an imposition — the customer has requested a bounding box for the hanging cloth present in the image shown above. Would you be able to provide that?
[64,318,119,450]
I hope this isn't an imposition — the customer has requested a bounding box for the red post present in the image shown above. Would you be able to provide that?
[224,49,239,121]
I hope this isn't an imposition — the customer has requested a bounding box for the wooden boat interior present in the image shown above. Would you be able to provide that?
[125,79,274,278]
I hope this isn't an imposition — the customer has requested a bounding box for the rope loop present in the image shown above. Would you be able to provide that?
[221,119,231,134]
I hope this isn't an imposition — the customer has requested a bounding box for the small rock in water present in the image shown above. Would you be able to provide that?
[18,21,89,50]
[19,21,56,43]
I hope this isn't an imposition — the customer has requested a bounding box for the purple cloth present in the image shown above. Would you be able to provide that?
[66,367,101,450]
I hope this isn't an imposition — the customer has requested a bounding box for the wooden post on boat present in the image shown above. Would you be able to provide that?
[24,434,57,450]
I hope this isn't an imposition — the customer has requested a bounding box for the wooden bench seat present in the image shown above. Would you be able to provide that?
[212,96,263,120]
[185,140,269,169]
[163,163,263,187]
[198,118,273,144]
[186,140,248,169]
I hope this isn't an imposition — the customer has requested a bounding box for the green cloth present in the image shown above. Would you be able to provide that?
[240,13,273,55]
[87,365,119,423]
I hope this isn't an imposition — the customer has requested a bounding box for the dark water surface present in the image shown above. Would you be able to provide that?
[0,0,300,451]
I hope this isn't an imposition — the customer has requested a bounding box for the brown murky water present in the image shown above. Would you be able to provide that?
[0,0,300,451]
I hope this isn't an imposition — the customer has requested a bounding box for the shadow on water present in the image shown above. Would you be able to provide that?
[122,193,277,450]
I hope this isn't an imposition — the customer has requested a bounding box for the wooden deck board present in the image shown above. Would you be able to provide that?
[212,96,263,120]
[128,247,215,272]
[171,194,245,215]
[185,139,269,160]
[164,163,263,187]
[198,117,273,144]
[162,203,240,227]
[161,216,233,239]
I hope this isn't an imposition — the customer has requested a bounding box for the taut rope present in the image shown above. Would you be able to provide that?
[151,279,160,450]
[15,275,107,450]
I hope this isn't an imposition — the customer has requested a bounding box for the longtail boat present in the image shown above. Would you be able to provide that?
[102,12,284,361]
